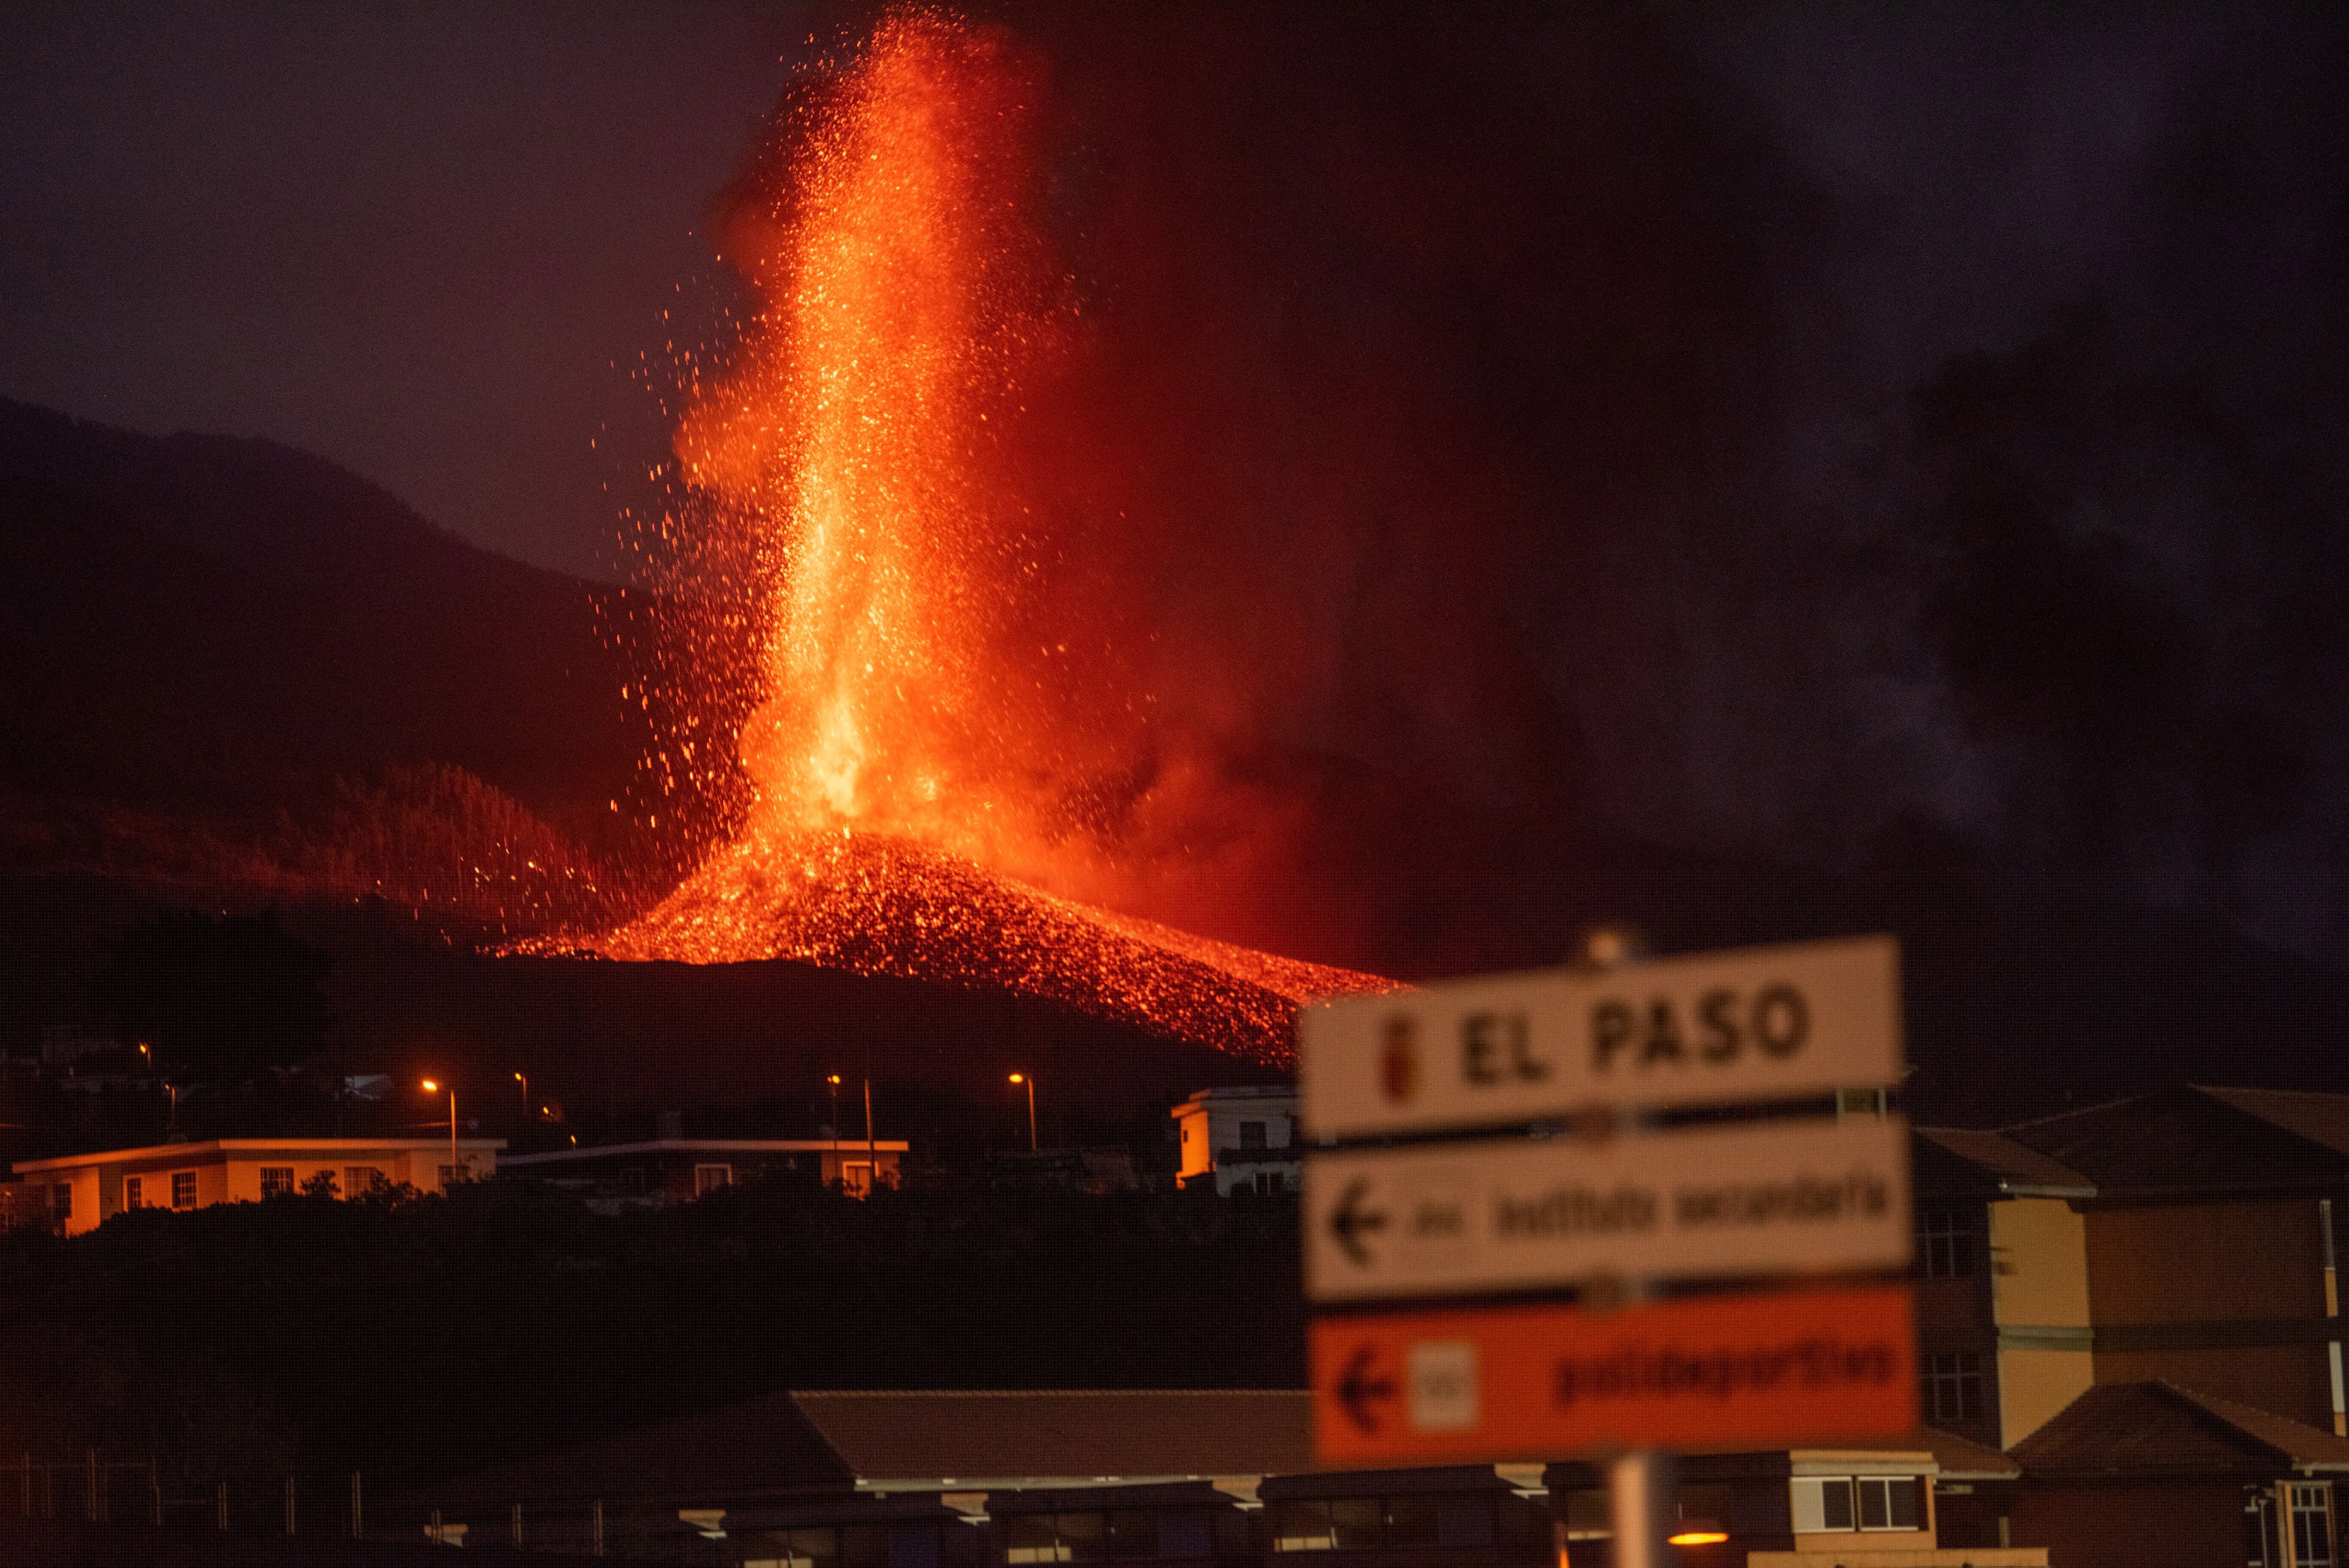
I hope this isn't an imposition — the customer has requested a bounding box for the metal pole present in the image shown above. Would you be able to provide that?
[592,1499,606,1557]
[1027,1078,1037,1152]
[85,1448,96,1523]
[450,1089,459,1172]
[513,1501,524,1547]
[864,1078,877,1193]
[216,1480,227,1532]
[284,1475,296,1536]
[1607,1449,1677,1568]
[430,1506,441,1545]
[351,1471,362,1539]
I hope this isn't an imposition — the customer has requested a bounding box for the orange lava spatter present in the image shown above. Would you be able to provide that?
[565,9,1396,1059]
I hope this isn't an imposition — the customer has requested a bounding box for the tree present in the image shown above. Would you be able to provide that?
[88,909,331,1080]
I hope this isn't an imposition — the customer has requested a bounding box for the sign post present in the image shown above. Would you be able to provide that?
[1297,935,1912,1564]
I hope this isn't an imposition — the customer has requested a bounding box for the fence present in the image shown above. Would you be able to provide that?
[0,1456,717,1561]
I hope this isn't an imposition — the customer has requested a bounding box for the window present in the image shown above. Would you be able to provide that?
[1239,1120,1267,1150]
[2294,1484,2334,1568]
[1383,1496,1438,1547]
[1857,1477,1921,1531]
[260,1166,294,1198]
[124,1177,143,1210]
[1924,1351,1985,1421]
[438,1164,466,1187]
[50,1184,70,1219]
[695,1164,733,1196]
[345,1167,383,1199]
[1158,1513,1212,1559]
[170,1171,196,1210]
[1793,1478,1854,1533]
[1921,1211,1976,1277]
[1007,1512,1109,1563]
[1273,1497,1464,1552]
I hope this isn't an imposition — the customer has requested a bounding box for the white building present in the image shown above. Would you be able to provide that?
[1170,1085,1303,1196]
[11,1136,504,1235]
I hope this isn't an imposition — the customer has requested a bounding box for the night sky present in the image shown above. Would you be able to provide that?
[4,2,2346,966]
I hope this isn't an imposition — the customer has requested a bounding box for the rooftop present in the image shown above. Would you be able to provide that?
[1913,1126,2096,1197]
[502,1138,910,1168]
[2015,1381,2349,1478]
[13,1135,506,1173]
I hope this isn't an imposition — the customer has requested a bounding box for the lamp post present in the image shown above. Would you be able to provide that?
[422,1080,456,1177]
[1008,1073,1037,1152]
[513,1072,530,1122]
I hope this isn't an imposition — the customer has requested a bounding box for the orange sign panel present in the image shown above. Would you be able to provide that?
[1311,1283,1916,1465]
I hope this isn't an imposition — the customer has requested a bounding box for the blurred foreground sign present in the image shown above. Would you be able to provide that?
[1301,935,1900,1140]
[1304,1115,1911,1302]
[1310,1283,1917,1465]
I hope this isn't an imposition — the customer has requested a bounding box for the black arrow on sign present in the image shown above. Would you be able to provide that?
[1330,1178,1388,1266]
[1336,1345,1397,1435]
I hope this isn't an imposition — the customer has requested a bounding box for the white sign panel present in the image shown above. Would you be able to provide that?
[1301,935,1900,1140]
[1303,1116,1912,1303]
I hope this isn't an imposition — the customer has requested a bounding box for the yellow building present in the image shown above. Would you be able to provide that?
[11,1136,505,1234]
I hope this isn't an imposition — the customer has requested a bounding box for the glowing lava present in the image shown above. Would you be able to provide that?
[582,9,1393,1058]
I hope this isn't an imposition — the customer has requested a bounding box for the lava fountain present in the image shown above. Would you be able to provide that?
[580,11,1392,1060]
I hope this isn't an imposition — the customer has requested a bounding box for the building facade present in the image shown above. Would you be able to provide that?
[1171,1087,1303,1196]
[501,1138,908,1201]
[1911,1086,2349,1452]
[9,1136,504,1235]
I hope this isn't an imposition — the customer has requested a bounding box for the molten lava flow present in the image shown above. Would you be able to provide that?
[582,9,1393,1058]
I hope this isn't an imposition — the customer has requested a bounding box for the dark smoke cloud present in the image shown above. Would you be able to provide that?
[908,0,2349,971]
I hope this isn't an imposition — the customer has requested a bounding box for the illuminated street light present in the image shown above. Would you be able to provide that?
[1009,1073,1037,1153]
[422,1079,457,1173]
[514,1071,528,1117]
[1668,1521,1729,1547]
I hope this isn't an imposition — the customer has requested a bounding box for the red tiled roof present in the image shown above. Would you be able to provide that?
[2195,1086,2349,1159]
[1914,1127,2095,1194]
[2014,1382,2349,1478]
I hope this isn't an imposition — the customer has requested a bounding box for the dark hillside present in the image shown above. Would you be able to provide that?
[0,399,639,838]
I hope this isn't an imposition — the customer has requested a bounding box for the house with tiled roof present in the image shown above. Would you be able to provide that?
[1911,1085,2349,1458]
[2012,1380,2349,1568]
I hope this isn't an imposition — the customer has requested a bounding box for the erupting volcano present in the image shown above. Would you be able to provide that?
[570,10,1393,1059]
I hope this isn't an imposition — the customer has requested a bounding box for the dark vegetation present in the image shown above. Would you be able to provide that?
[0,1179,1305,1487]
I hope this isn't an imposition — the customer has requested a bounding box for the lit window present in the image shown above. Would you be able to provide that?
[2294,1484,2334,1568]
[170,1172,196,1210]
[695,1164,733,1196]
[260,1166,294,1198]
[1921,1211,1976,1277]
[1924,1351,1985,1421]
[125,1177,143,1210]
[345,1167,384,1199]
[51,1184,70,1220]
[438,1164,466,1187]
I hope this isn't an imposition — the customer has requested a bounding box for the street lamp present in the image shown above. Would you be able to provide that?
[514,1071,529,1120]
[422,1079,457,1175]
[1008,1073,1037,1153]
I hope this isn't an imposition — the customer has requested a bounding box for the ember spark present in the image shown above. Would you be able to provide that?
[568,10,1392,1057]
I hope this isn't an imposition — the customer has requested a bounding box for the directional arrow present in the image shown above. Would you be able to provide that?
[1330,1177,1389,1266]
[1336,1345,1397,1435]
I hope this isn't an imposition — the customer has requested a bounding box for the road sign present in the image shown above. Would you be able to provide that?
[1300,935,1900,1140]
[1304,1116,1910,1301]
[1310,1283,1917,1464]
